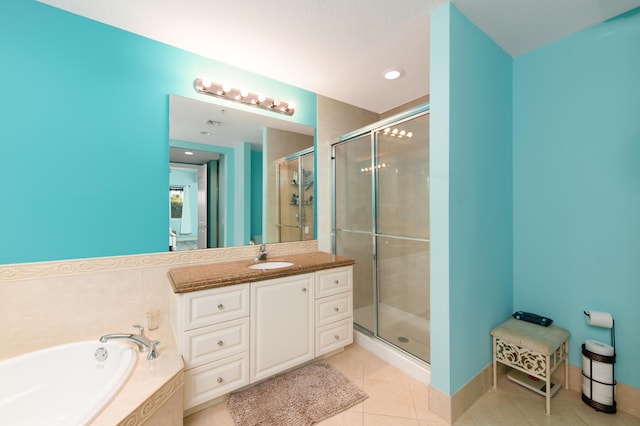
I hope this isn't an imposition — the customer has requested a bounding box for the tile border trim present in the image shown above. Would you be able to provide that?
[0,241,318,282]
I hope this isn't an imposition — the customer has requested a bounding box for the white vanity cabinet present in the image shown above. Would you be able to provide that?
[170,263,354,413]
[315,266,353,356]
[250,273,315,382]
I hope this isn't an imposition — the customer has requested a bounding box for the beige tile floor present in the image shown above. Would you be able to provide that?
[184,344,640,426]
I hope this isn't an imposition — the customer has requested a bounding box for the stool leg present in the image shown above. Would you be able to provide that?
[546,354,551,415]
[492,337,497,389]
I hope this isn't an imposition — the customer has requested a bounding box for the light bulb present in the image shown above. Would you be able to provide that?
[222,84,231,93]
[383,69,402,80]
[287,101,296,110]
[407,132,413,138]
[202,79,211,88]
[240,89,248,98]
[258,94,266,103]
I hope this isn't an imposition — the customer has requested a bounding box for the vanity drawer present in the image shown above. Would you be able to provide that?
[183,317,250,369]
[316,266,352,298]
[316,318,353,356]
[184,352,249,409]
[183,283,249,330]
[316,292,352,327]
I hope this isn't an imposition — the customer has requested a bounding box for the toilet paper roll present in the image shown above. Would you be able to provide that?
[584,310,613,328]
[582,355,614,384]
[585,339,614,356]
[582,380,615,406]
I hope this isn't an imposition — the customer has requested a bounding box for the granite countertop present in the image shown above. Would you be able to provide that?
[168,251,355,293]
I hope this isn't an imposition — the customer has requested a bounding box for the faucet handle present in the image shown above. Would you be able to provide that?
[132,324,145,337]
[148,340,161,361]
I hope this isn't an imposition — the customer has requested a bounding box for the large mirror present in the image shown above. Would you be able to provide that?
[169,95,315,250]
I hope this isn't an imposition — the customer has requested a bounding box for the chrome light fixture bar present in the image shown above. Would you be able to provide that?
[193,78,295,116]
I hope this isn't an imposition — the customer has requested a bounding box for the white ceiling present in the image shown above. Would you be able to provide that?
[39,0,640,113]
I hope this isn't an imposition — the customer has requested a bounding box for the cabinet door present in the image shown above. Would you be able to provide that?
[250,274,314,383]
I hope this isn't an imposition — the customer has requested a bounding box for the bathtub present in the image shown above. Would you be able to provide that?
[0,340,136,425]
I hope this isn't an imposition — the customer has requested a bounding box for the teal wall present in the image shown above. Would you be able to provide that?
[251,150,264,240]
[513,8,640,389]
[430,3,513,395]
[0,0,316,264]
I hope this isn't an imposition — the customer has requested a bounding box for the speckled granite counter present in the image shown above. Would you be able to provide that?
[168,251,355,293]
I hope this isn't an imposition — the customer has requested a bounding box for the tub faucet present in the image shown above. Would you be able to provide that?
[100,324,160,360]
[254,244,268,261]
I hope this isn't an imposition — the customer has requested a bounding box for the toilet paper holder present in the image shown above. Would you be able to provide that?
[582,310,616,413]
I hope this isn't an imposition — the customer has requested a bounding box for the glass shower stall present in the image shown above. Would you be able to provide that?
[332,105,430,363]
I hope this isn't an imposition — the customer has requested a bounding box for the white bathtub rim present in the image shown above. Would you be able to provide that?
[0,340,137,425]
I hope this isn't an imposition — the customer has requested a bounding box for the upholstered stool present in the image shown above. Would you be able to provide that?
[491,318,570,415]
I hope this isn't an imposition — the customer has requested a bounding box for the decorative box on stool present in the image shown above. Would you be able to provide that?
[491,318,570,415]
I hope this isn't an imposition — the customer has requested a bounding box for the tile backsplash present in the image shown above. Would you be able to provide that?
[0,241,317,359]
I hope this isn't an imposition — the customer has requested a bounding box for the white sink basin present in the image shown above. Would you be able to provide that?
[248,261,294,270]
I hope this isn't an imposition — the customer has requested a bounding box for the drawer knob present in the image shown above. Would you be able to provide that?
[334,335,340,340]
[217,340,224,347]
[334,307,340,312]
[217,303,224,310]
[334,280,340,285]
[217,377,224,383]
[302,288,307,293]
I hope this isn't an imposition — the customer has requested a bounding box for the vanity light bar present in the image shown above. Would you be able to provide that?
[193,78,295,116]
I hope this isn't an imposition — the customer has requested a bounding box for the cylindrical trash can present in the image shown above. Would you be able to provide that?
[582,339,616,413]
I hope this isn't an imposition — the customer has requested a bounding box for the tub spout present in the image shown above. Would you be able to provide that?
[99,324,160,360]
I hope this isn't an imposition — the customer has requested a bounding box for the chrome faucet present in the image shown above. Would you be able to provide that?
[254,244,269,261]
[100,324,160,360]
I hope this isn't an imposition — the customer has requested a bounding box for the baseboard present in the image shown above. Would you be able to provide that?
[429,363,493,424]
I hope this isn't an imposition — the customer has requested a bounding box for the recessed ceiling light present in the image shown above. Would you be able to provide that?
[184,151,194,155]
[383,68,403,80]
[200,131,211,135]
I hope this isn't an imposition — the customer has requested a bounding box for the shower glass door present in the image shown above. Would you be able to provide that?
[375,113,430,362]
[334,134,375,333]
[333,108,430,363]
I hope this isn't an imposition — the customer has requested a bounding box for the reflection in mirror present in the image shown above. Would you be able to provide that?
[269,147,315,243]
[169,95,315,250]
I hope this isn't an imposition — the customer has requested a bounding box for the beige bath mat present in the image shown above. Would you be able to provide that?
[227,361,368,425]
